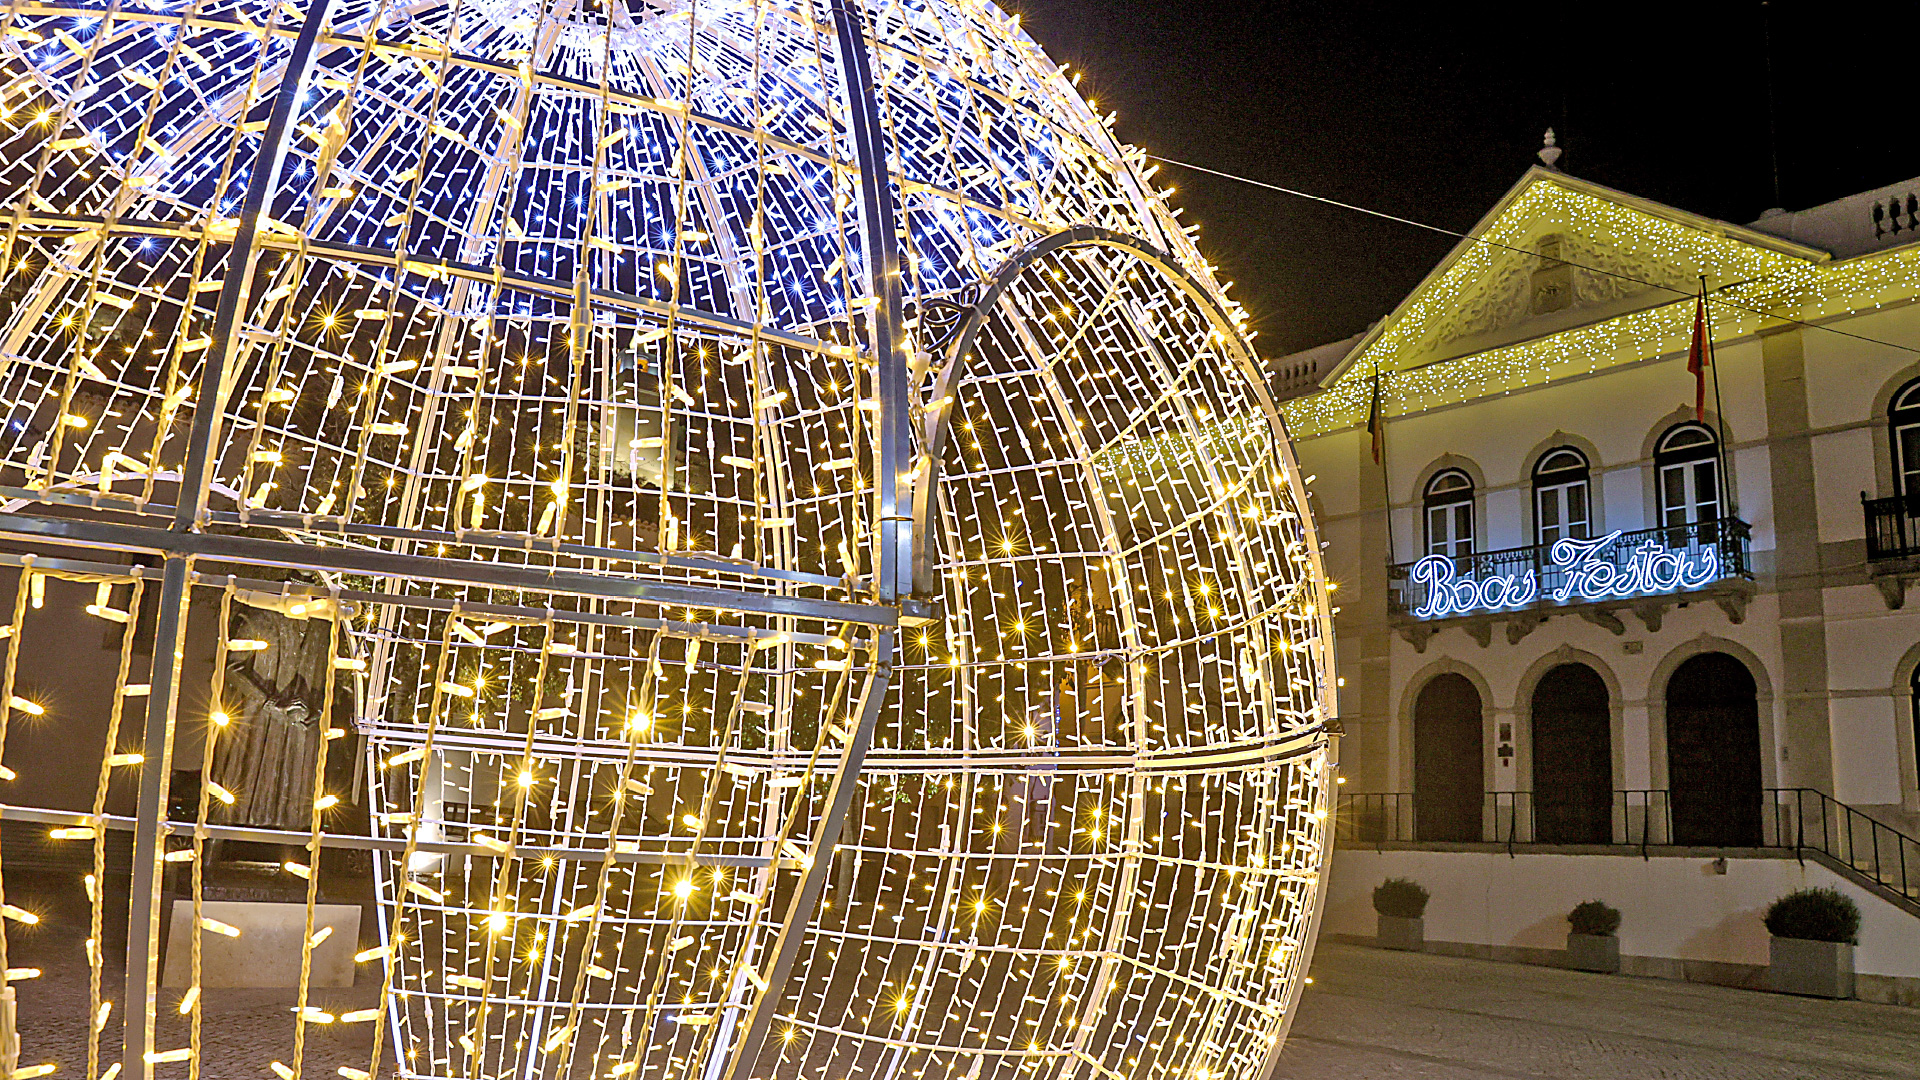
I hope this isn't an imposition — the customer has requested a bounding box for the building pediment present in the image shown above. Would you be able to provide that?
[1323,169,1829,383]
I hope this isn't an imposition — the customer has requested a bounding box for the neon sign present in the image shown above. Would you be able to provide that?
[1408,531,1726,619]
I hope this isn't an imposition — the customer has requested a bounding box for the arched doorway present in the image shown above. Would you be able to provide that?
[1531,664,1612,844]
[1666,652,1762,846]
[1414,673,1484,842]
[1912,668,1920,795]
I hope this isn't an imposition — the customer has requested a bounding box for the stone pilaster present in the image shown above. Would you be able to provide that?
[1761,326,1834,790]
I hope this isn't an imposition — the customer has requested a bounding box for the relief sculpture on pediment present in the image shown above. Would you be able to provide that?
[1420,229,1701,357]
[1565,232,1691,306]
[1422,253,1532,352]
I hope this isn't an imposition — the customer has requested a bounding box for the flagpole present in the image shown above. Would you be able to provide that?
[1702,275,1733,517]
[1372,360,1395,561]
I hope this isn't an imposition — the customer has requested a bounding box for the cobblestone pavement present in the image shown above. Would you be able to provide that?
[18,900,1920,1080]
[1275,943,1920,1080]
[13,957,386,1079]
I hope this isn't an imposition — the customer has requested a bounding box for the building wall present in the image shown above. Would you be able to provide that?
[1324,847,1920,1001]
[1294,298,1920,829]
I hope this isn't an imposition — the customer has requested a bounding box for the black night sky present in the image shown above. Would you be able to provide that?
[1007,0,1919,359]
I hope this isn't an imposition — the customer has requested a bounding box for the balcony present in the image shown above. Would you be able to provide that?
[1864,494,1920,607]
[1388,517,1752,649]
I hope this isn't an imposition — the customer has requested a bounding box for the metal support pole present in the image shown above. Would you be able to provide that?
[173,0,339,532]
[128,2,337,1071]
[121,554,192,1080]
[828,0,910,602]
[717,630,894,1080]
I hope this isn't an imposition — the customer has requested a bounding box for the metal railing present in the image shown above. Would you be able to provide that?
[1389,517,1751,619]
[1337,788,1920,907]
[1863,493,1920,561]
[1766,789,1919,905]
[1338,790,1672,853]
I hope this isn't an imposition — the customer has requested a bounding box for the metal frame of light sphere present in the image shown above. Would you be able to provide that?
[0,2,1336,1080]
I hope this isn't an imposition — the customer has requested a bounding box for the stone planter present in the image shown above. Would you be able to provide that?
[1376,914,1424,951]
[1566,932,1620,973]
[1768,936,1854,999]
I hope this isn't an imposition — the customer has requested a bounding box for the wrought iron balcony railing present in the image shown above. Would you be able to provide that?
[1389,517,1751,621]
[1864,494,1920,561]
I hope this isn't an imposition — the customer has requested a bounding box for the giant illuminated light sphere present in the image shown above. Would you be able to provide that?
[0,1,1334,1079]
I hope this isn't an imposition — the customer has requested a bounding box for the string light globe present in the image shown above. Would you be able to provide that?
[0,2,1334,1080]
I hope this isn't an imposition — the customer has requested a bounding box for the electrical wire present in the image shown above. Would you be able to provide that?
[1147,153,1920,358]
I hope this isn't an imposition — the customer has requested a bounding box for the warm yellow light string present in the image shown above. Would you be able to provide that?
[0,0,118,313]
[545,0,625,560]
[642,0,706,558]
[88,0,222,512]
[447,0,569,540]
[288,597,344,1080]
[137,0,279,507]
[576,627,775,1078]
[677,639,825,1079]
[0,555,34,1067]
[547,633,668,1080]
[0,556,32,785]
[338,0,470,526]
[458,614,557,1080]
[792,1,867,583]
[623,628,778,1067]
[358,617,460,1080]
[691,629,875,1076]
[188,580,237,1080]
[39,3,142,495]
[86,573,144,1080]
[744,0,774,570]
[272,0,404,524]
[235,0,411,525]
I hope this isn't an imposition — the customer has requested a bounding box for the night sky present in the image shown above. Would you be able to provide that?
[1006,0,1920,359]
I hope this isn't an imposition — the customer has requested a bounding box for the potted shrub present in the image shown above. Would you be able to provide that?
[1372,877,1428,951]
[1764,887,1859,999]
[1565,900,1621,973]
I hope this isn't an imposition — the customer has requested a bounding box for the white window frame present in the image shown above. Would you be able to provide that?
[1533,449,1591,546]
[1655,426,1721,528]
[1424,470,1475,558]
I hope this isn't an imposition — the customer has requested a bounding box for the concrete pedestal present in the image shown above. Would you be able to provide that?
[1566,933,1621,973]
[1768,937,1854,999]
[1377,915,1424,951]
[160,901,361,988]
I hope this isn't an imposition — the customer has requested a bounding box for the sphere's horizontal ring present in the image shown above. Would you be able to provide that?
[828,844,1322,881]
[17,214,853,359]
[0,801,770,867]
[0,482,845,592]
[364,724,1329,776]
[0,547,846,660]
[0,509,890,623]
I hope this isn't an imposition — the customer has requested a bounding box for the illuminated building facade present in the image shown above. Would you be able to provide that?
[1279,163,1920,998]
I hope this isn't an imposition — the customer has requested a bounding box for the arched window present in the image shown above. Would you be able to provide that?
[1424,469,1474,557]
[1655,424,1720,527]
[1533,448,1591,546]
[1890,379,1920,496]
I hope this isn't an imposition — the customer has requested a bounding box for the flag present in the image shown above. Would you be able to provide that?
[1686,285,1713,421]
[1367,368,1384,465]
